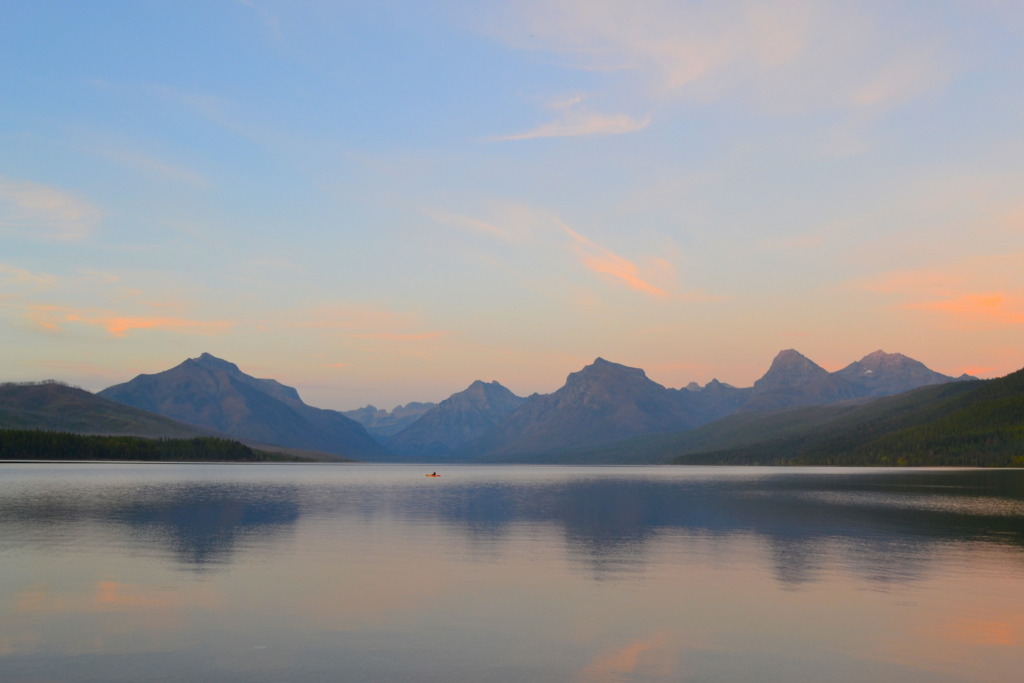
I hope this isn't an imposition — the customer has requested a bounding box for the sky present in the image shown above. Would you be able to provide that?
[2,0,1023,411]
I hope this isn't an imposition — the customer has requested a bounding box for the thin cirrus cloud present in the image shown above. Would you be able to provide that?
[907,293,1024,327]
[27,305,233,338]
[430,202,671,298]
[0,176,101,241]
[863,255,1024,329]
[422,207,525,243]
[559,220,668,297]
[0,263,59,289]
[86,145,208,188]
[494,95,650,141]
[488,1,957,115]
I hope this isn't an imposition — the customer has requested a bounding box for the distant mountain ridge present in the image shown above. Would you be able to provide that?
[665,365,1023,466]
[456,358,706,460]
[7,347,970,463]
[679,349,967,414]
[99,353,387,460]
[387,380,525,458]
[833,349,970,397]
[426,349,972,461]
[342,401,436,438]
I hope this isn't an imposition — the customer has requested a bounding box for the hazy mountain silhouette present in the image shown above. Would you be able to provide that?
[387,380,525,458]
[444,350,971,462]
[342,401,436,438]
[12,348,975,463]
[99,353,387,460]
[461,358,704,459]
[833,350,966,397]
[666,365,1018,466]
[745,349,857,410]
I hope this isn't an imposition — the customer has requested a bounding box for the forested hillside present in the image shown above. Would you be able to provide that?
[0,431,311,462]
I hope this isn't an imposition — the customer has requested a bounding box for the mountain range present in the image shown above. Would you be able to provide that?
[2,348,993,464]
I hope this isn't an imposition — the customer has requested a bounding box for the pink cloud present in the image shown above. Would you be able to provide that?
[28,305,232,337]
[906,293,1024,326]
[561,222,668,297]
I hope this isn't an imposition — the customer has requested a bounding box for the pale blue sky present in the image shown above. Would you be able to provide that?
[2,1,1023,409]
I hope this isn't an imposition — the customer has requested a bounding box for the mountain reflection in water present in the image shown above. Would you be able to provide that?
[3,464,1024,683]
[1,466,1022,581]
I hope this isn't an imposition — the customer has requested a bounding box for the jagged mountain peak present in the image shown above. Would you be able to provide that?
[442,379,520,407]
[835,350,958,397]
[755,350,828,388]
[191,352,241,373]
[567,358,650,386]
[771,348,821,368]
[386,379,525,457]
[857,349,913,367]
[464,379,505,395]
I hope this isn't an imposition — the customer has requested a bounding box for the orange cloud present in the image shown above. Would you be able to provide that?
[28,305,232,337]
[101,316,233,337]
[561,222,668,297]
[0,263,58,288]
[863,255,1024,329]
[906,293,1024,326]
[424,207,523,242]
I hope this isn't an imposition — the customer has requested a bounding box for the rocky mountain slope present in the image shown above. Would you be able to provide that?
[99,353,387,460]
[459,358,705,460]
[441,350,970,461]
[387,380,525,457]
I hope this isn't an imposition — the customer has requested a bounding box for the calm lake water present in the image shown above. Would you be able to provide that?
[2,464,1024,682]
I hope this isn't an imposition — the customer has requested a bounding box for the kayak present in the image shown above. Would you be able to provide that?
[425,474,441,477]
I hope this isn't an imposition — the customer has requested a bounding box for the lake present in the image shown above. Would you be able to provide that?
[2,464,1023,682]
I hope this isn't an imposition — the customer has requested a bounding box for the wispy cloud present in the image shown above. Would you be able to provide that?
[86,146,208,188]
[431,201,694,299]
[422,207,525,242]
[495,94,649,141]
[27,305,233,338]
[907,293,1024,327]
[486,1,958,114]
[236,0,284,42]
[0,177,101,241]
[560,220,668,297]
[862,254,1024,329]
[0,263,59,289]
